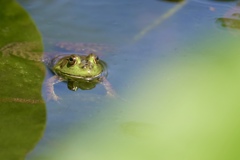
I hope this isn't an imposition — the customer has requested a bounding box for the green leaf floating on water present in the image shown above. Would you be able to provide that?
[0,1,46,159]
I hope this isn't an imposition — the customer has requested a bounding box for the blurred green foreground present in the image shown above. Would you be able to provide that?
[45,29,240,159]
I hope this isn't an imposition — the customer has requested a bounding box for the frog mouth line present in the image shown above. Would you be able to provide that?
[56,66,108,81]
[59,71,102,81]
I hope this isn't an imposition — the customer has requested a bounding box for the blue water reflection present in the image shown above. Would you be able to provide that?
[16,0,238,159]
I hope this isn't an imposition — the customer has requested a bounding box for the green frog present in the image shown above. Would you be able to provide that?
[0,42,115,101]
[45,52,115,101]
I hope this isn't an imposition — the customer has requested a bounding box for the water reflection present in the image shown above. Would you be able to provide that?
[161,0,185,2]
[216,17,240,29]
[216,3,240,30]
[15,0,239,159]
[212,0,237,1]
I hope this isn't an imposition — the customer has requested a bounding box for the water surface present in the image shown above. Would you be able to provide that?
[15,0,240,159]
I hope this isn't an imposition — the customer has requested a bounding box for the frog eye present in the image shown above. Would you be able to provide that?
[95,56,99,61]
[92,55,99,64]
[68,55,77,66]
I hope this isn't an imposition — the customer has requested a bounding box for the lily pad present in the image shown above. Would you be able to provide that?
[0,1,46,159]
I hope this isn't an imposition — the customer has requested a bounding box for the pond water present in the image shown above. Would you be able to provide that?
[13,0,240,159]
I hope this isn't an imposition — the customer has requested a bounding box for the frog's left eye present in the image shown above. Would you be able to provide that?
[68,55,77,66]
[95,56,99,61]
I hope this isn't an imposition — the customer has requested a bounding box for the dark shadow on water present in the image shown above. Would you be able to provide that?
[215,2,240,30]
[159,0,185,2]
[216,18,240,29]
[212,0,237,2]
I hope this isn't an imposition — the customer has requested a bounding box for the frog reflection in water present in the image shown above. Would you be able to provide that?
[0,42,115,101]
[47,52,114,101]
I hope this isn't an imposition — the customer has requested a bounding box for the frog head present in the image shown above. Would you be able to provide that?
[52,53,106,80]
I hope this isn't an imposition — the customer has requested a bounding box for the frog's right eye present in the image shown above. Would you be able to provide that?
[68,55,77,66]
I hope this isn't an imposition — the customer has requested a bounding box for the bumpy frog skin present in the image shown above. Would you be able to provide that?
[47,53,115,101]
[53,53,105,80]
[0,42,115,101]
[46,53,114,101]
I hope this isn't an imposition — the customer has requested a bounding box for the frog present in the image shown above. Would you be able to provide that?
[0,41,115,101]
[45,52,115,101]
